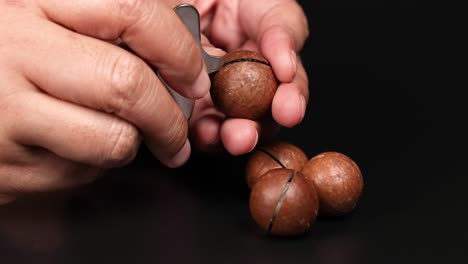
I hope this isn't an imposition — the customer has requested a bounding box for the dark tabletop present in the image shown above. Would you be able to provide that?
[1,1,467,263]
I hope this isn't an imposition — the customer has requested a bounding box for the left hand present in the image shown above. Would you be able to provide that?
[177,0,310,155]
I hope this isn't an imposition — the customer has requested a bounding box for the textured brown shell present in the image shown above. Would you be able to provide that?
[249,168,319,236]
[301,152,363,216]
[210,50,278,120]
[245,141,309,189]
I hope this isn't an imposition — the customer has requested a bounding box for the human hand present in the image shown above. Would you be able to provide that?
[179,0,310,155]
[0,0,211,204]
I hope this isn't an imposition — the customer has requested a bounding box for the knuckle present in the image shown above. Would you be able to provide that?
[114,0,157,26]
[106,54,148,114]
[103,122,140,167]
[115,0,148,24]
[162,37,201,85]
[161,20,201,74]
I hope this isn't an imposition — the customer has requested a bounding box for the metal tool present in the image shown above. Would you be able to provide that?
[159,3,224,119]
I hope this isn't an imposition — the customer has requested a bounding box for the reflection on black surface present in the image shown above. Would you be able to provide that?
[0,143,467,263]
[0,192,68,263]
[315,235,363,264]
[0,152,367,264]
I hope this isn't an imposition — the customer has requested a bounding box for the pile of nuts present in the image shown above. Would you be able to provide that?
[245,141,364,237]
[209,49,364,236]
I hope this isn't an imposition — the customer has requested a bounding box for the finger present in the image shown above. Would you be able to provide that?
[36,0,210,98]
[220,119,259,156]
[213,44,309,128]
[187,35,226,152]
[191,114,281,155]
[240,0,309,82]
[189,114,224,153]
[18,22,190,168]
[188,94,225,152]
[200,34,227,57]
[0,149,100,195]
[209,0,247,51]
[189,96,281,155]
[271,57,309,127]
[239,41,309,128]
[240,39,259,52]
[8,91,141,168]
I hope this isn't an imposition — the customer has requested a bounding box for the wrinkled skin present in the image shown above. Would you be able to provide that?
[0,0,309,205]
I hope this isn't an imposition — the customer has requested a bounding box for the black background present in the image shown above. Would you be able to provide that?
[1,1,467,263]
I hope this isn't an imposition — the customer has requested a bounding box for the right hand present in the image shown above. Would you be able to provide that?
[0,0,211,204]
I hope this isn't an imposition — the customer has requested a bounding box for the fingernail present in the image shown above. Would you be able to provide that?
[299,94,306,122]
[166,139,191,168]
[247,130,259,153]
[290,50,298,75]
[190,66,210,99]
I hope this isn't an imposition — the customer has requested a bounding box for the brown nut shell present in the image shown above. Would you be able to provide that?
[301,152,363,216]
[245,141,308,189]
[249,168,319,237]
[210,50,278,120]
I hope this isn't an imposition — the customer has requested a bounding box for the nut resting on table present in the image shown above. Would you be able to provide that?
[245,141,364,237]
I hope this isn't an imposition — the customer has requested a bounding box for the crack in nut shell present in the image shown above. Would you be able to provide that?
[210,50,278,120]
[245,142,309,189]
[249,168,319,237]
[222,58,270,67]
[267,170,295,234]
